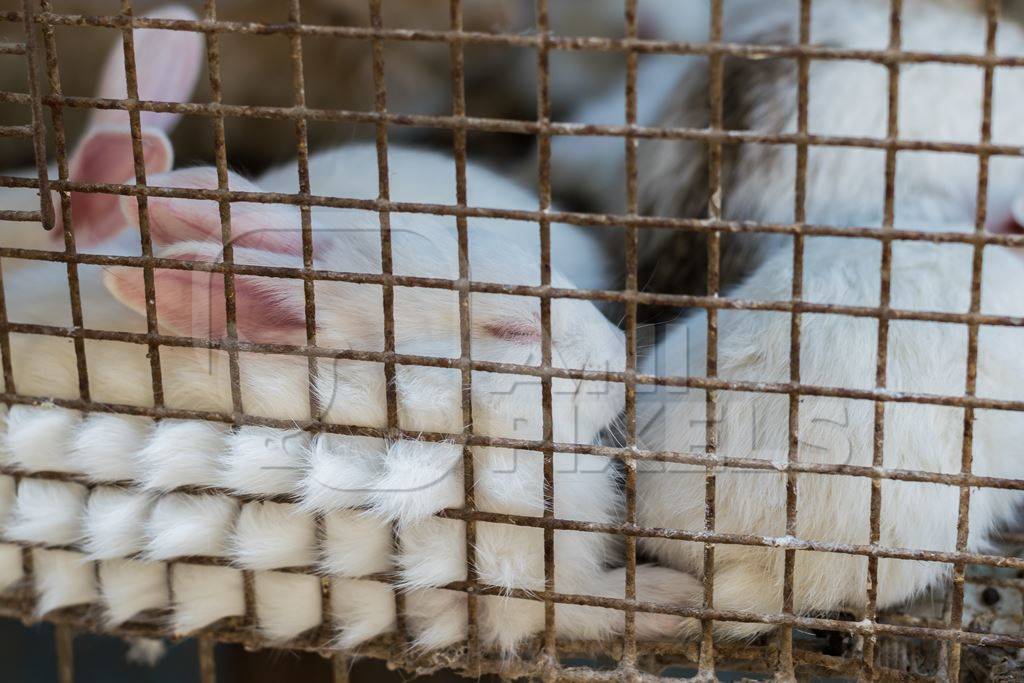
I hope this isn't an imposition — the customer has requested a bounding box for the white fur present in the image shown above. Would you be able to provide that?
[219,427,307,496]
[70,415,152,482]
[636,233,1024,639]
[331,579,396,649]
[298,435,385,513]
[366,441,463,527]
[135,420,228,491]
[32,549,97,615]
[0,461,24,592]
[98,558,168,625]
[258,143,617,293]
[238,149,631,652]
[253,571,322,641]
[81,487,152,559]
[395,517,467,590]
[0,406,10,463]
[405,589,467,650]
[321,510,393,578]
[5,479,87,546]
[394,516,696,652]
[170,563,244,634]
[4,406,81,473]
[230,502,315,570]
[144,494,236,560]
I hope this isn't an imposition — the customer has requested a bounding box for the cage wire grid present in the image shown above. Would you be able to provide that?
[0,0,1023,681]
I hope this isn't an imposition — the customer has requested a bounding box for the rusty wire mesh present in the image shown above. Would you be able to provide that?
[1,0,1024,681]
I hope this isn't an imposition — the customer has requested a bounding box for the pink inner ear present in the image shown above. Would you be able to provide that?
[57,130,172,247]
[482,318,542,344]
[105,254,306,345]
[122,169,305,255]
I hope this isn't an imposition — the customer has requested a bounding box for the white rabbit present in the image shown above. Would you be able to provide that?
[2,127,695,648]
[101,156,698,650]
[634,209,1024,638]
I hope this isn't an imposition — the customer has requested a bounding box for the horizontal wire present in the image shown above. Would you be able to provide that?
[0,10,1022,70]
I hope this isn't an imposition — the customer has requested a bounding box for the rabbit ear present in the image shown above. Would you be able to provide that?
[119,168,306,255]
[103,241,307,345]
[56,128,174,247]
[53,5,202,247]
[89,4,204,133]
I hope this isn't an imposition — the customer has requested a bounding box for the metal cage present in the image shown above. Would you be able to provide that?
[2,0,1024,680]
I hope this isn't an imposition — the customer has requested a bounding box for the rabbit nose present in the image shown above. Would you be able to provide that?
[989,216,1021,235]
[1008,196,1024,235]
[989,197,1024,237]
[999,216,1024,238]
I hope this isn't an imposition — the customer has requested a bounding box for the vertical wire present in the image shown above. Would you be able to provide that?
[34,3,92,670]
[448,0,480,674]
[114,10,174,626]
[947,1,999,678]
[285,0,332,654]
[621,0,640,675]
[699,0,725,676]
[10,0,45,615]
[331,654,351,683]
[22,0,53,232]
[55,623,75,683]
[779,1,812,679]
[0,0,42,409]
[114,0,179,644]
[0,250,11,399]
[863,1,903,678]
[37,0,89,405]
[198,635,217,683]
[534,0,557,678]
[117,0,165,410]
[366,0,407,658]
[200,0,253,630]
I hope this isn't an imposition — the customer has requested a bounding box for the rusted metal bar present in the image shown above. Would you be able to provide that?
[2,9,1024,71]
[20,0,52,231]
